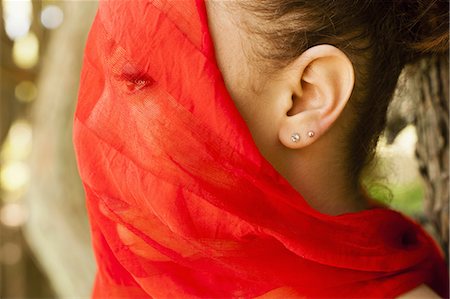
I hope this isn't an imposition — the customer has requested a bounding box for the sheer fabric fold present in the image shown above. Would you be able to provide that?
[73,0,448,297]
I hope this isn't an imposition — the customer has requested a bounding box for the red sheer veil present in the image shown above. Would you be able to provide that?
[73,0,448,297]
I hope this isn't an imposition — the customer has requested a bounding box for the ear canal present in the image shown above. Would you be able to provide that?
[287,80,317,116]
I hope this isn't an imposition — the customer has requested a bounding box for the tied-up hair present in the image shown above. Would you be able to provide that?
[230,0,449,185]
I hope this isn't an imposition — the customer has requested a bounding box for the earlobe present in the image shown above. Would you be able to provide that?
[290,130,316,143]
[278,44,355,149]
[279,110,321,149]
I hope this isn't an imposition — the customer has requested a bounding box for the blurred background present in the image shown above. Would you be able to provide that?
[0,0,448,298]
[1,1,97,297]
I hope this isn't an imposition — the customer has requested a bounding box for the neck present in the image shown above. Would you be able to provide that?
[268,130,368,216]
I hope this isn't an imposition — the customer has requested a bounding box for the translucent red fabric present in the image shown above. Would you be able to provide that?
[73,0,449,297]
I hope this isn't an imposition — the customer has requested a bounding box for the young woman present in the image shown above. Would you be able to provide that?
[73,0,448,297]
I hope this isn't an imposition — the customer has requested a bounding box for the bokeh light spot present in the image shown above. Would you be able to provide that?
[2,0,32,40]
[0,161,30,192]
[40,5,64,29]
[1,120,32,161]
[0,203,28,227]
[15,81,38,103]
[12,31,39,69]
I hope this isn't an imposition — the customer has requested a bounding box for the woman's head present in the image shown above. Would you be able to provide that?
[206,0,448,200]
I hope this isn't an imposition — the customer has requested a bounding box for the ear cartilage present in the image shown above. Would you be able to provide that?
[307,131,315,138]
[291,133,301,143]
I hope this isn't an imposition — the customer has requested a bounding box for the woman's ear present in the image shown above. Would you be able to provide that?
[277,44,355,149]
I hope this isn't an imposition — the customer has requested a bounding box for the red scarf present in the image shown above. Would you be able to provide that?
[73,0,448,297]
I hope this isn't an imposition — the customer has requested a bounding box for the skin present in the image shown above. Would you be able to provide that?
[205,1,441,298]
[205,1,365,216]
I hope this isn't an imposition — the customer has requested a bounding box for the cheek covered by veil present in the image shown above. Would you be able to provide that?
[73,0,448,297]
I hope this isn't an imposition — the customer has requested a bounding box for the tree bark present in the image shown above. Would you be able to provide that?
[24,2,98,297]
[413,55,449,259]
[386,55,448,258]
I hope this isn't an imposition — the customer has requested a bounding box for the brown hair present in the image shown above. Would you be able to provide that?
[230,0,449,186]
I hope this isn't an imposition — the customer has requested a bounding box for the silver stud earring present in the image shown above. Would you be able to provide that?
[291,133,300,143]
[307,131,315,138]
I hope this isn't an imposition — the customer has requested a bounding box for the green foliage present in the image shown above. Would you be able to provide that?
[367,180,424,216]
